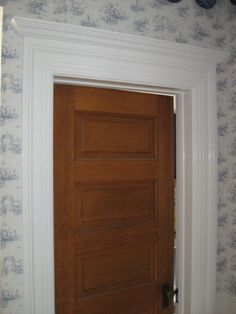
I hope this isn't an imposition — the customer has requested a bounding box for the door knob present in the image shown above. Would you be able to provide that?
[162,283,178,309]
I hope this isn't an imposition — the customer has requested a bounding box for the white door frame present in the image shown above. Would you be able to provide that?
[14,16,227,314]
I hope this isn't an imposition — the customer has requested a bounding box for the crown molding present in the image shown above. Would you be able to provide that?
[14,16,228,69]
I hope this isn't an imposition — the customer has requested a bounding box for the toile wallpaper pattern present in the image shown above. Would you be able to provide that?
[0,0,236,312]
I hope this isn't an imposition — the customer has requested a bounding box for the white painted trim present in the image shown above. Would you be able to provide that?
[216,293,236,314]
[14,16,228,314]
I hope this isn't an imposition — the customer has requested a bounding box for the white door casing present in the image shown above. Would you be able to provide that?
[14,16,227,314]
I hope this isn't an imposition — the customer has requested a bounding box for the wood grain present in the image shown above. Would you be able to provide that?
[75,114,155,159]
[54,85,174,314]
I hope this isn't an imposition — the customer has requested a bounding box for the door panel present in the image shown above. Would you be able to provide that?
[54,85,174,314]
[77,181,154,223]
[77,247,154,293]
[75,114,155,159]
[77,285,158,314]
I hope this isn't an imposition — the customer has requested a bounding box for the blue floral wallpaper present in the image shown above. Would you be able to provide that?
[0,0,236,312]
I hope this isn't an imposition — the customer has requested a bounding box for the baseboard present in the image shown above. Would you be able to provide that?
[216,293,236,314]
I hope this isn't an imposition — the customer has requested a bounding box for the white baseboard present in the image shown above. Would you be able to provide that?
[216,293,236,314]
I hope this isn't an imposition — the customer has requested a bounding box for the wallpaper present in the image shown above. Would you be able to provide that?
[0,0,236,312]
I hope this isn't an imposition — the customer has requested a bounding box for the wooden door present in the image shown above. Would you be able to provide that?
[54,85,174,314]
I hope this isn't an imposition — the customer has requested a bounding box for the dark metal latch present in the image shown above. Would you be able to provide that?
[162,283,179,309]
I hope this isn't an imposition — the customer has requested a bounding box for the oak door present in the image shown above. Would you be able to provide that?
[54,85,174,314]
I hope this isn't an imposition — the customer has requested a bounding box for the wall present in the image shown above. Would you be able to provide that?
[0,0,236,313]
[216,293,236,314]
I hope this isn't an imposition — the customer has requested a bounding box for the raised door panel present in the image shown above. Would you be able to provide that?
[77,246,155,294]
[76,114,155,159]
[76,181,154,225]
[77,285,158,314]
